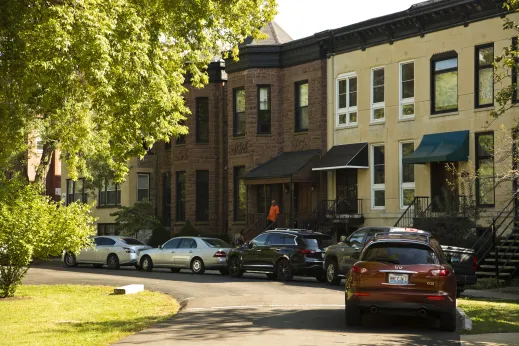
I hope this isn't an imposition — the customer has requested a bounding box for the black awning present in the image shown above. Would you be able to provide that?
[312,143,369,171]
[402,130,469,164]
[243,149,321,184]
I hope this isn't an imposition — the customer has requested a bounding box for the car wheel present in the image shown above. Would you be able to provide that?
[135,264,142,271]
[170,268,181,273]
[266,273,278,280]
[276,258,294,281]
[64,253,77,267]
[93,264,103,269]
[107,254,120,270]
[141,256,154,272]
[219,268,229,275]
[326,260,342,285]
[190,258,205,274]
[345,306,362,326]
[439,309,457,332]
[228,256,244,278]
[315,275,327,283]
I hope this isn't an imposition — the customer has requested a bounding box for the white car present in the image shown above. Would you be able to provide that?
[137,237,232,274]
[62,236,152,269]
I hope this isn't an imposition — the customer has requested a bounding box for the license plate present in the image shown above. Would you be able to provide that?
[388,273,409,285]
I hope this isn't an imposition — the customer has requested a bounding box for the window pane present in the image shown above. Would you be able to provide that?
[252,233,268,246]
[479,68,493,105]
[349,91,357,107]
[402,143,415,183]
[338,113,347,125]
[266,233,284,245]
[349,112,357,123]
[176,172,186,221]
[374,166,385,184]
[373,108,385,120]
[374,190,385,207]
[373,69,384,87]
[258,110,271,134]
[403,189,415,206]
[339,93,346,109]
[374,146,385,165]
[477,133,494,156]
[479,47,494,66]
[435,71,458,111]
[299,83,308,107]
[196,171,209,222]
[372,69,384,103]
[338,80,346,94]
[402,104,415,116]
[236,112,246,136]
[435,58,457,71]
[402,62,414,82]
[373,86,384,104]
[402,80,414,99]
[298,107,309,130]
[196,98,209,142]
[235,89,245,113]
[478,177,495,205]
[338,79,347,109]
[259,87,269,110]
[374,146,385,184]
[99,191,107,206]
[138,175,149,189]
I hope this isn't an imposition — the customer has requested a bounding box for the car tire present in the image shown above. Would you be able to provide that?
[325,259,342,285]
[107,254,120,270]
[170,268,181,273]
[266,273,278,280]
[93,264,103,269]
[64,253,77,267]
[141,256,154,272]
[190,258,205,274]
[315,275,327,283]
[439,309,457,332]
[135,264,142,271]
[228,256,244,278]
[219,268,229,275]
[276,258,294,281]
[345,306,362,326]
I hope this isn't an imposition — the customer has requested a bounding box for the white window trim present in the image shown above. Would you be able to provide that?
[137,173,150,201]
[371,144,385,210]
[336,72,358,128]
[399,141,416,209]
[399,61,415,120]
[370,67,385,123]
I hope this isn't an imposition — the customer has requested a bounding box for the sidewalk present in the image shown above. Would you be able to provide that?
[460,333,519,345]
[461,287,519,301]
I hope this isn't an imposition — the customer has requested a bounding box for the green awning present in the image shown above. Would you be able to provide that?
[402,130,469,164]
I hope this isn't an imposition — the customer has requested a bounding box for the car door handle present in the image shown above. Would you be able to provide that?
[256,250,262,252]
[189,251,193,253]
[171,251,175,253]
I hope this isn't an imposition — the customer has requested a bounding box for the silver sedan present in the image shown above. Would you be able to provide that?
[137,237,232,274]
[62,236,152,269]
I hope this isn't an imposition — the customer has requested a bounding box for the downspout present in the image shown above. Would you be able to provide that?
[329,32,336,202]
[289,176,293,227]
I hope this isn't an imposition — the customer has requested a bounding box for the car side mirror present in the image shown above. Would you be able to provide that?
[340,236,347,243]
[158,244,163,250]
[247,241,254,249]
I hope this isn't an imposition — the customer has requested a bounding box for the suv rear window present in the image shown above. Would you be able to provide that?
[121,238,145,245]
[362,243,439,265]
[202,238,231,248]
[298,235,333,249]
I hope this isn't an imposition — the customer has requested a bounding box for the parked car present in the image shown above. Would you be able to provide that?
[62,236,152,269]
[324,226,477,295]
[344,230,457,331]
[137,237,232,274]
[226,228,332,281]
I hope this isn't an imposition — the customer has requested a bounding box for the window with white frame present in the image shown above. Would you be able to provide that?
[371,145,385,208]
[371,67,385,122]
[137,174,150,201]
[400,142,415,208]
[399,61,415,118]
[336,73,358,127]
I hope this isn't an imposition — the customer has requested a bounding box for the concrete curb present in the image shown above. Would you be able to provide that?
[456,306,472,331]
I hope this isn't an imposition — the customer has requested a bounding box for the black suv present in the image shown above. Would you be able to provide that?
[226,228,332,281]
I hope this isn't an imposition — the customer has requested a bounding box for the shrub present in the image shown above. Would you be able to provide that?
[176,220,198,237]
[148,224,171,248]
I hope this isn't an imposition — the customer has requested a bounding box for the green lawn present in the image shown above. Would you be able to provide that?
[0,285,179,346]
[458,298,519,334]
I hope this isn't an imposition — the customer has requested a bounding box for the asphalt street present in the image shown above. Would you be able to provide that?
[24,262,462,346]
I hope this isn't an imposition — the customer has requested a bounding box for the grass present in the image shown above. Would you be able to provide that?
[458,298,519,334]
[0,285,179,346]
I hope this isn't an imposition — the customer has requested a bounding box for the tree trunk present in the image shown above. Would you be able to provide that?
[34,143,55,188]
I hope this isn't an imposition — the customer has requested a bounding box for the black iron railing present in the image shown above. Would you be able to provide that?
[394,197,430,228]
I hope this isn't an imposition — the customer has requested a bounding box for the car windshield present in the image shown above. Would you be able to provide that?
[120,238,145,245]
[362,243,439,265]
[202,238,231,248]
[299,235,333,249]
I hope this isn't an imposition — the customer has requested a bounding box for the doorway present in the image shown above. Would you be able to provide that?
[336,169,358,214]
[430,162,458,212]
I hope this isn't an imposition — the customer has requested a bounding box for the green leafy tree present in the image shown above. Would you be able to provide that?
[0,177,95,298]
[177,220,199,237]
[111,200,160,237]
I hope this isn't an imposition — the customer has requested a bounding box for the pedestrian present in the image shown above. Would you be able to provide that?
[268,200,280,230]
[236,229,246,246]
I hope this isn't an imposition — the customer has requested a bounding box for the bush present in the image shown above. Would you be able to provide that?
[176,220,198,237]
[468,278,503,290]
[111,200,160,237]
[148,224,171,248]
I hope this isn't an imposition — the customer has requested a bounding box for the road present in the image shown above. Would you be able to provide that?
[24,262,461,346]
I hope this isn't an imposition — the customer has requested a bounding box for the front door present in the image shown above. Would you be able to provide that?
[430,162,458,212]
[336,169,358,214]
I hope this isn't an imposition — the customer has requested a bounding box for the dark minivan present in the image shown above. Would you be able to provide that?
[226,228,332,281]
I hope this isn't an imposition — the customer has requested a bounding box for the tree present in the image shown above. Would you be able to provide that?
[0,177,95,297]
[0,0,277,184]
[111,200,160,237]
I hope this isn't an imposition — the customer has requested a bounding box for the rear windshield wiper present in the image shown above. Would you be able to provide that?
[369,257,400,264]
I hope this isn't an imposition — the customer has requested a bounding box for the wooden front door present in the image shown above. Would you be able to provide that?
[430,162,458,212]
[336,169,358,214]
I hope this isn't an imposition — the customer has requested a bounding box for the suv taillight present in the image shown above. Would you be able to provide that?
[213,251,227,258]
[351,265,367,274]
[473,256,477,271]
[297,249,315,255]
[431,269,451,277]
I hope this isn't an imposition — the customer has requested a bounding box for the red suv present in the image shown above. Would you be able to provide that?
[345,231,457,331]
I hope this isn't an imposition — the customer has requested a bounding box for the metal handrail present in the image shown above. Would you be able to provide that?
[244,213,267,235]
